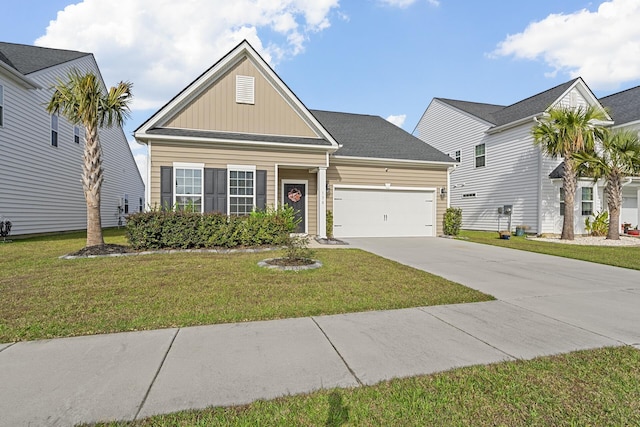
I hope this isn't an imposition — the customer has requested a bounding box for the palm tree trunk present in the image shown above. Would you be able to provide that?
[83,124,104,247]
[561,160,577,240]
[606,174,622,240]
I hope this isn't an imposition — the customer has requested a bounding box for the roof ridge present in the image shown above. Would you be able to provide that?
[502,78,580,109]
[310,109,379,118]
[599,84,640,100]
[0,41,89,55]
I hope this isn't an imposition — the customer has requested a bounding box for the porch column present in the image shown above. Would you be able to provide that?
[317,167,327,238]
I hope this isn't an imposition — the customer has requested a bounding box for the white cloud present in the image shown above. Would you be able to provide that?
[379,0,439,8]
[492,0,640,89]
[35,0,340,111]
[386,114,406,128]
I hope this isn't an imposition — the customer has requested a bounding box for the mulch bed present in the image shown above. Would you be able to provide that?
[265,257,316,266]
[67,244,133,257]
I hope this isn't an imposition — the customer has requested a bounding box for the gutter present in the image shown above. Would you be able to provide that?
[0,62,41,89]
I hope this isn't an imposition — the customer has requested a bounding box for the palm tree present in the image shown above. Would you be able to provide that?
[532,105,608,240]
[574,129,640,240]
[47,69,133,248]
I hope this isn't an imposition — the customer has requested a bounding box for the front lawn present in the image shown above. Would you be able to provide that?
[460,230,640,270]
[0,229,492,342]
[94,346,640,426]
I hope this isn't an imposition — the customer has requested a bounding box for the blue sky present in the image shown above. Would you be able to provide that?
[3,0,640,180]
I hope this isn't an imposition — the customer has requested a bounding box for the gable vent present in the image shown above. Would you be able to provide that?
[236,75,255,105]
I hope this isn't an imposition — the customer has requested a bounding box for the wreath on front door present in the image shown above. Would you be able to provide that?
[288,187,302,203]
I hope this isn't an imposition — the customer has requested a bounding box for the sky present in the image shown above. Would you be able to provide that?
[3,0,640,184]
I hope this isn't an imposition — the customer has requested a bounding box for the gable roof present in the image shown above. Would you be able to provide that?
[0,42,90,75]
[436,98,504,124]
[599,85,640,126]
[135,40,338,149]
[312,109,454,164]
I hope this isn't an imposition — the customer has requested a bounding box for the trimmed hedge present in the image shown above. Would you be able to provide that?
[125,207,297,250]
[443,207,463,236]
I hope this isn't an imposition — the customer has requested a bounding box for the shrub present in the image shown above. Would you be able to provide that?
[125,205,298,250]
[443,207,462,236]
[585,211,608,236]
[283,235,315,261]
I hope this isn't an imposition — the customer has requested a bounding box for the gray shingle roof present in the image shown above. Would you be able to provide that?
[146,127,332,146]
[549,162,565,179]
[0,42,89,75]
[599,85,640,125]
[436,98,504,124]
[311,109,454,163]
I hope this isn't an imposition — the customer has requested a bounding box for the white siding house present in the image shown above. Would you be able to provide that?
[413,77,640,235]
[0,42,144,236]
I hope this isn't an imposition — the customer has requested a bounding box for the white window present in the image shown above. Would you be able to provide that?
[454,150,461,162]
[581,187,593,216]
[475,144,485,168]
[74,126,81,144]
[174,165,203,212]
[123,194,129,214]
[51,114,58,147]
[560,188,565,216]
[236,75,255,104]
[228,165,256,215]
[0,84,4,127]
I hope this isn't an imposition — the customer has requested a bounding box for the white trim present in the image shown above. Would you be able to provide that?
[0,62,40,89]
[331,155,454,167]
[334,184,437,192]
[173,163,205,213]
[146,141,152,210]
[282,179,309,234]
[0,84,3,128]
[227,165,257,216]
[317,167,327,238]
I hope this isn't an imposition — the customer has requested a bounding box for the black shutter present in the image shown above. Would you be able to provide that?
[256,169,267,210]
[204,168,227,213]
[160,166,173,211]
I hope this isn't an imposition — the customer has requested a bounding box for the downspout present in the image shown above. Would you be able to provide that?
[536,148,543,236]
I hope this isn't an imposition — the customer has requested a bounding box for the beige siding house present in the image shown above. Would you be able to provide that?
[135,40,454,238]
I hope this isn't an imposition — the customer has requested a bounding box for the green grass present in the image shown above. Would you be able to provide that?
[0,229,492,342]
[460,230,640,270]
[92,346,640,426]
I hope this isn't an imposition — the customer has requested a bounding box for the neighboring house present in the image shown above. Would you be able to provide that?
[414,77,640,235]
[134,40,454,238]
[0,42,144,236]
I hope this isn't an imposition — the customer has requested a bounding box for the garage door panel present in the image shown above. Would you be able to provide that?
[333,188,434,238]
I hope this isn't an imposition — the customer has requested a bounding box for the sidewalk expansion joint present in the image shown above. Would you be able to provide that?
[134,328,180,420]
[311,317,363,386]
[419,308,518,360]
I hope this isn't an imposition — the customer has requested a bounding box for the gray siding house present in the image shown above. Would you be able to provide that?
[0,42,144,236]
[414,78,640,235]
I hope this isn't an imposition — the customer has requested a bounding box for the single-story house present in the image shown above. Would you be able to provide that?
[134,40,455,238]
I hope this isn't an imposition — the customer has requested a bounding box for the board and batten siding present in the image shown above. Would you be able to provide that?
[149,141,325,234]
[0,55,144,235]
[165,57,318,138]
[327,162,448,235]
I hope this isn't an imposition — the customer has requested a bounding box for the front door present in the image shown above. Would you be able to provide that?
[283,182,306,233]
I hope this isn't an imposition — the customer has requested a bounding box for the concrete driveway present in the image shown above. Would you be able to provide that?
[346,237,640,345]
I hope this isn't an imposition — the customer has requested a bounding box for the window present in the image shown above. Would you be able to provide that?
[175,167,203,212]
[0,84,4,127]
[236,75,255,104]
[50,114,58,147]
[455,150,461,162]
[139,197,144,213]
[228,166,255,215]
[462,193,477,198]
[475,144,485,168]
[74,126,81,144]
[581,187,593,216]
[560,188,565,216]
[123,194,129,214]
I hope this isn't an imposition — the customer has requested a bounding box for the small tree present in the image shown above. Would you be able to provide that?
[47,70,133,248]
[574,129,640,239]
[443,207,462,236]
[532,106,608,240]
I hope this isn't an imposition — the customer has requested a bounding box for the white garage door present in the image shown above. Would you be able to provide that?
[333,188,434,237]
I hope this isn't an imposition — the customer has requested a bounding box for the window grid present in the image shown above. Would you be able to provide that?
[581,187,593,216]
[455,150,461,162]
[475,144,485,168]
[175,168,203,212]
[560,188,565,216]
[229,170,255,215]
[51,114,58,147]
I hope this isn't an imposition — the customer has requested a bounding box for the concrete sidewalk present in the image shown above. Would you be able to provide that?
[1,237,639,426]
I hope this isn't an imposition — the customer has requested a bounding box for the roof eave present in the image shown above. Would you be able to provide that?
[332,154,455,168]
[134,131,338,152]
[0,61,41,89]
[486,114,539,134]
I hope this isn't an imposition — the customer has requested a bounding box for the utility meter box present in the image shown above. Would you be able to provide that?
[503,205,513,215]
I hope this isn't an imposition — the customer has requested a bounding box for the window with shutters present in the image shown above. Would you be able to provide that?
[51,114,59,147]
[174,164,204,212]
[228,165,256,215]
[236,75,255,104]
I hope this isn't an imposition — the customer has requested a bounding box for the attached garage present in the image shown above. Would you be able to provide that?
[333,187,435,238]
